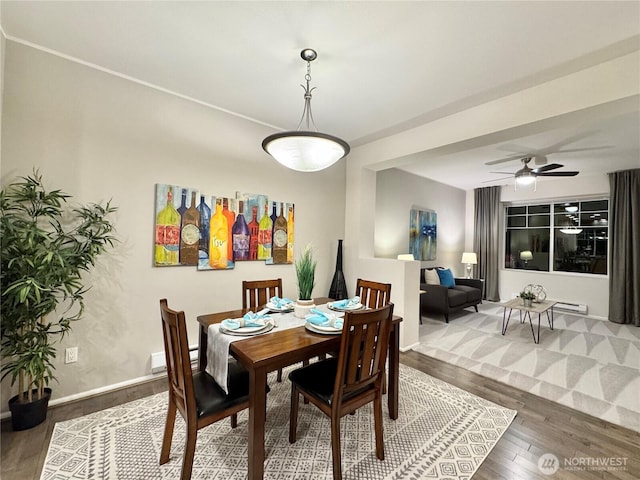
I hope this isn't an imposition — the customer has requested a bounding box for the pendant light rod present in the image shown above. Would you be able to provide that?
[297,49,318,131]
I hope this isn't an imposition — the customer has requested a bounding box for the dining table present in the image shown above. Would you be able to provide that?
[197,297,402,480]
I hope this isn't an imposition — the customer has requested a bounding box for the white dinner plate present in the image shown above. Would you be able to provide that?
[305,322,342,335]
[265,301,294,312]
[219,321,274,336]
[327,301,364,312]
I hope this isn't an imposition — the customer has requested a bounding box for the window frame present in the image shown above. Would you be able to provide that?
[503,197,609,276]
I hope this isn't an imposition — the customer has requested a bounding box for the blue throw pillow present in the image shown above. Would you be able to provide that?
[436,268,455,288]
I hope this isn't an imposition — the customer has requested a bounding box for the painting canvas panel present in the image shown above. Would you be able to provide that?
[154,184,200,267]
[235,192,270,262]
[264,201,295,265]
[197,195,236,270]
[410,207,437,261]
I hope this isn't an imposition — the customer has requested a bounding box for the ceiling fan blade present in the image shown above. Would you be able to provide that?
[489,171,516,175]
[533,163,563,173]
[536,171,579,177]
[542,131,607,152]
[551,146,612,154]
[484,154,527,166]
[482,176,512,183]
[486,142,612,167]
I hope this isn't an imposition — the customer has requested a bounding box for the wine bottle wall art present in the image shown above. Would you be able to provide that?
[153,184,294,269]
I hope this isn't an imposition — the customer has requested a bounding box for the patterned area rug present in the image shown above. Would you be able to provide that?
[414,302,640,432]
[40,364,515,480]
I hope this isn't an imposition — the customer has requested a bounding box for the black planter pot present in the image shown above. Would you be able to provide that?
[8,388,52,431]
[329,239,348,300]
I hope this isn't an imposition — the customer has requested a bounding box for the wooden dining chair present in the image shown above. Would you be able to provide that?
[242,278,292,381]
[159,299,250,480]
[242,278,283,310]
[355,278,392,308]
[288,303,394,480]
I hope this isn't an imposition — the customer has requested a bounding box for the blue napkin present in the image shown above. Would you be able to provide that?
[332,296,361,309]
[269,296,294,308]
[222,311,270,330]
[306,308,343,329]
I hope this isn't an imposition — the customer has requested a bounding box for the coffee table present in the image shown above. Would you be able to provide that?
[501,298,556,344]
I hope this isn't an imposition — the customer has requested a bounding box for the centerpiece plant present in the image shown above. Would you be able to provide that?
[295,243,316,301]
[0,170,117,430]
[293,244,316,318]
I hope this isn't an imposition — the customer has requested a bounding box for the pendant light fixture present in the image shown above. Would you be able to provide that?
[262,49,350,172]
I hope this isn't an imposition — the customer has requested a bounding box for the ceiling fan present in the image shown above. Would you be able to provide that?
[488,157,579,186]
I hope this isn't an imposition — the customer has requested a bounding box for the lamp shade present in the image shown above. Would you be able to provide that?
[461,252,477,264]
[520,250,533,261]
[397,254,415,261]
[262,131,350,172]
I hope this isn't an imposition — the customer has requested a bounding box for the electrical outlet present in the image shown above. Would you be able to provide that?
[65,347,78,364]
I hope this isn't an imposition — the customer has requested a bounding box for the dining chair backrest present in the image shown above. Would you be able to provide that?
[355,278,392,309]
[160,298,196,419]
[335,303,394,406]
[242,278,283,309]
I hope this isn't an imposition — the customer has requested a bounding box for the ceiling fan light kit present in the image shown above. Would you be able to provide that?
[489,156,579,189]
[262,49,350,172]
[515,171,536,190]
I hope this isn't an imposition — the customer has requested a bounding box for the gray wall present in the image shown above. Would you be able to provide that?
[375,168,467,277]
[0,41,346,411]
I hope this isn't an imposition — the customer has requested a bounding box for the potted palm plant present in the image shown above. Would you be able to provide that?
[294,243,316,318]
[0,170,117,430]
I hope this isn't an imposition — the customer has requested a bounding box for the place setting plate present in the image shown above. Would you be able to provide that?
[265,301,294,312]
[327,301,364,312]
[305,322,342,335]
[219,320,275,336]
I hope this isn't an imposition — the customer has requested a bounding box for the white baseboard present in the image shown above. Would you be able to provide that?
[400,342,420,352]
[0,372,166,420]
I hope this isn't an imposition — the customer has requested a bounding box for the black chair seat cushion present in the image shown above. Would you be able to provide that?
[193,360,249,418]
[454,285,482,303]
[447,288,469,307]
[288,357,373,405]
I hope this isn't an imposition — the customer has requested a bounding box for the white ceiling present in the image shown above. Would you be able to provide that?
[1,1,639,190]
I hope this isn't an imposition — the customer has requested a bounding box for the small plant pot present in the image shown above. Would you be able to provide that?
[8,388,52,431]
[294,299,315,319]
[523,298,533,308]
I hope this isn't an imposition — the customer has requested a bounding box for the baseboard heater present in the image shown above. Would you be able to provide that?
[553,302,588,315]
[151,345,199,374]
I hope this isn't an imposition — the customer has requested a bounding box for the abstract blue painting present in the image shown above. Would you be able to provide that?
[409,207,437,260]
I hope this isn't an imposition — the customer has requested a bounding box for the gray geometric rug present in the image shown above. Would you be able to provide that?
[414,302,640,433]
[40,364,516,480]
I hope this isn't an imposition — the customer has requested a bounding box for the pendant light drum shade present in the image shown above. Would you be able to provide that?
[262,131,350,172]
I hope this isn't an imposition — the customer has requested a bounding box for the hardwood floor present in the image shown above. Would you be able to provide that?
[2,352,639,479]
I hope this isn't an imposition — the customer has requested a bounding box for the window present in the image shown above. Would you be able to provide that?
[505,199,608,275]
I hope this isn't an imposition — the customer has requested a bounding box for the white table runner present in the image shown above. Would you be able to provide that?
[206,304,343,393]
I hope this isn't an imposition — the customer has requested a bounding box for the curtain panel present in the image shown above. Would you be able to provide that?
[474,186,501,301]
[608,169,640,325]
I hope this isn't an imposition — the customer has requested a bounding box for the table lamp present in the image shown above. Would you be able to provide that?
[461,252,477,279]
[520,250,533,268]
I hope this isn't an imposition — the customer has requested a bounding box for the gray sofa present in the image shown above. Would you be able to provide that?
[420,268,483,323]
